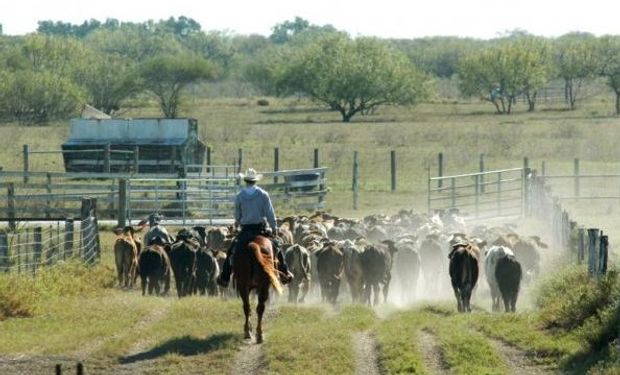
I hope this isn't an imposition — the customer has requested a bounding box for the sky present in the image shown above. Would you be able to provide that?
[1,0,619,39]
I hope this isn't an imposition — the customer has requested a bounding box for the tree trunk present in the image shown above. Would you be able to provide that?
[526,91,537,112]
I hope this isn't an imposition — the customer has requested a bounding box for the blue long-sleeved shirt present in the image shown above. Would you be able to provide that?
[234,186,277,230]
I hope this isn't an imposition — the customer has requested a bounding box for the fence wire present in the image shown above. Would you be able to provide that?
[0,216,99,273]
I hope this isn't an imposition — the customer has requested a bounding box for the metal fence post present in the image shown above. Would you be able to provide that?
[33,227,42,276]
[390,150,396,192]
[64,219,74,258]
[274,147,279,184]
[314,148,319,169]
[104,144,111,173]
[118,179,128,227]
[479,154,485,193]
[0,232,8,272]
[23,144,29,184]
[574,158,580,199]
[7,183,16,232]
[352,151,359,210]
[438,152,444,190]
[599,234,609,278]
[133,146,140,174]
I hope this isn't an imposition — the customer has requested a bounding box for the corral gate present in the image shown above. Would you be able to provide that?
[124,167,328,224]
[427,167,530,219]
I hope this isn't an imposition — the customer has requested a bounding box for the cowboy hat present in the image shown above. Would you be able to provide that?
[239,168,262,182]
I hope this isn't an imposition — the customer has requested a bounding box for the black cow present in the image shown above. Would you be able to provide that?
[448,243,480,313]
[195,248,219,296]
[138,239,172,296]
[495,255,522,312]
[360,240,398,306]
[169,229,199,298]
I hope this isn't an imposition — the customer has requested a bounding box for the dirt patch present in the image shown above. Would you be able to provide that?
[418,329,451,375]
[353,331,381,375]
[230,305,279,375]
[487,337,555,375]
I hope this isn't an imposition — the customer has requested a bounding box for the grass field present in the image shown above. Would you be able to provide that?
[2,97,619,219]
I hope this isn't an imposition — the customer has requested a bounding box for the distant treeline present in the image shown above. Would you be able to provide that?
[0,17,619,124]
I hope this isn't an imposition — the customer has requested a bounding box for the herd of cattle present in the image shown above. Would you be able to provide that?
[112,209,550,313]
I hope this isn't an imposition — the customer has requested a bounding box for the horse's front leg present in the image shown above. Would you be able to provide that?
[256,288,269,344]
[239,288,252,339]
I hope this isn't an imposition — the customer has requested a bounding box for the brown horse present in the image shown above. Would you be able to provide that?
[233,235,282,343]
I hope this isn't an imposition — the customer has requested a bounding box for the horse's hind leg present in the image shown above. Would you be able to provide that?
[256,288,269,344]
[240,288,252,340]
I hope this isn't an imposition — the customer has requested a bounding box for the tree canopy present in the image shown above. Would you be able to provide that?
[138,54,213,118]
[273,34,428,122]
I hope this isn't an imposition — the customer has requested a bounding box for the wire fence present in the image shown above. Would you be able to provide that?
[0,214,100,275]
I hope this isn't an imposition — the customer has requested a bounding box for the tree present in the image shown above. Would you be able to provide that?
[458,37,552,114]
[73,52,140,115]
[597,36,620,115]
[269,17,310,44]
[553,32,599,110]
[0,70,85,124]
[274,34,428,122]
[138,54,213,118]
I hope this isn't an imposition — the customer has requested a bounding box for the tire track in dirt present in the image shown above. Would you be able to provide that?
[486,337,555,375]
[230,305,279,375]
[353,331,381,375]
[418,329,452,375]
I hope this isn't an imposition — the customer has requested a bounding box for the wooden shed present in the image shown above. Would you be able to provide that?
[61,118,206,173]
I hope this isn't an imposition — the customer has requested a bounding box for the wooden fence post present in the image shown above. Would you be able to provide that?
[206,146,211,173]
[450,177,456,208]
[587,228,600,277]
[496,172,502,216]
[574,158,580,198]
[577,227,586,264]
[46,173,52,218]
[64,219,74,258]
[541,161,546,177]
[438,152,444,190]
[0,232,8,272]
[474,174,480,218]
[313,148,319,169]
[118,179,128,228]
[523,156,529,171]
[274,147,279,184]
[352,151,359,210]
[238,148,243,173]
[7,183,16,232]
[33,227,42,275]
[23,144,29,184]
[133,146,140,174]
[599,235,609,278]
[479,154,485,193]
[104,144,111,173]
[390,150,396,192]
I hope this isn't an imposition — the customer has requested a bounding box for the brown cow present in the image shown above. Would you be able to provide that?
[448,243,480,313]
[315,241,344,304]
[138,238,172,296]
[113,226,143,288]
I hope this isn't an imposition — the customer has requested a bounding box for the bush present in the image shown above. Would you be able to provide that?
[0,70,86,125]
[537,266,620,350]
[256,99,270,106]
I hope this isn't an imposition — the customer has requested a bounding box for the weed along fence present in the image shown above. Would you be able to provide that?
[0,198,101,274]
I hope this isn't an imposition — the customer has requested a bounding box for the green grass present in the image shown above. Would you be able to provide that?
[264,304,376,374]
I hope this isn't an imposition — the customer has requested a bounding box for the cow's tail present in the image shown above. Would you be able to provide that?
[249,241,283,294]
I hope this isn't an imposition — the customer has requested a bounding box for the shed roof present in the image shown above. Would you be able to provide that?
[67,118,198,143]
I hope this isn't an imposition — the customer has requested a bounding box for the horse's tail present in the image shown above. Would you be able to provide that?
[249,241,283,294]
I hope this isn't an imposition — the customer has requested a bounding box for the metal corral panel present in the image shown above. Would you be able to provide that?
[62,118,205,173]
